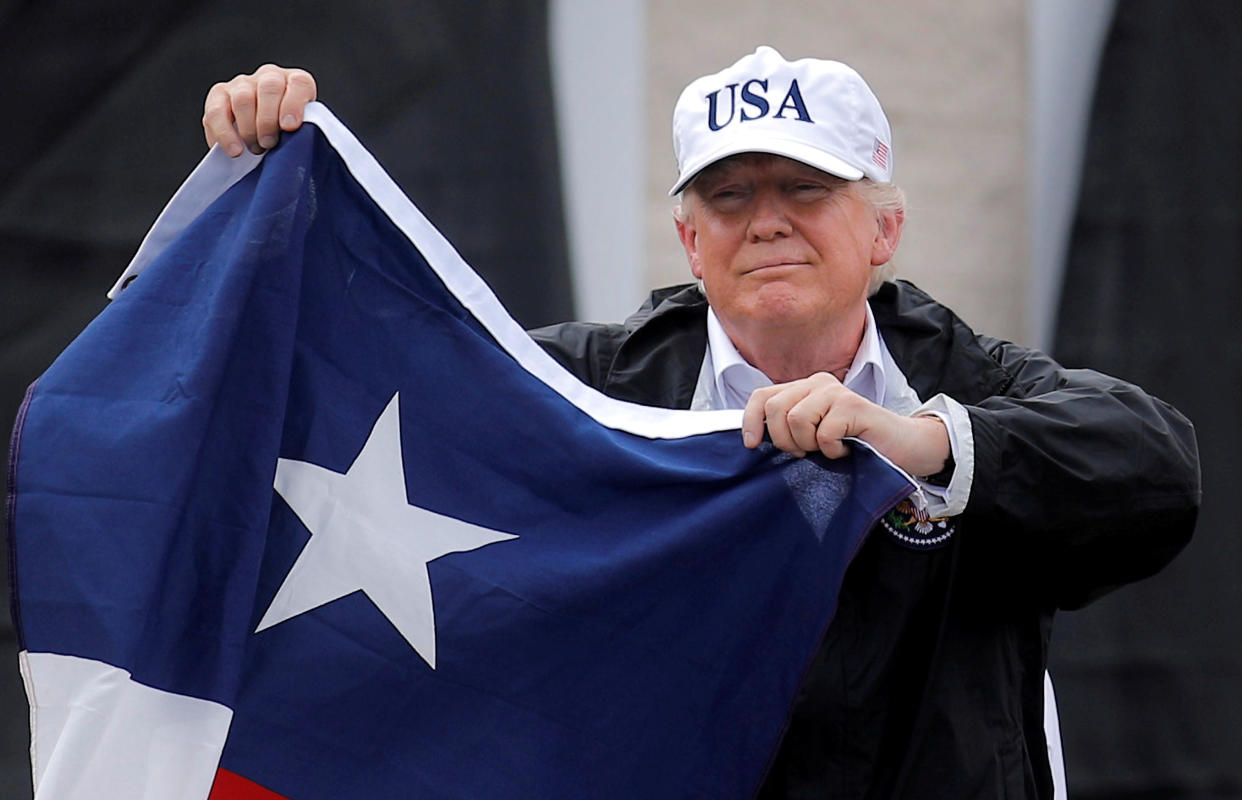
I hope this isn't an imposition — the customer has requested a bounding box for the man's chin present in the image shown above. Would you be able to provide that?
[734,291,819,330]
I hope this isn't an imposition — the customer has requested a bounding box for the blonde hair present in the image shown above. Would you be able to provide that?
[853,179,906,294]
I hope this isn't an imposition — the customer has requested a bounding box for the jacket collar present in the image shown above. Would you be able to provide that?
[603,281,1011,409]
[868,281,1012,404]
[604,284,710,408]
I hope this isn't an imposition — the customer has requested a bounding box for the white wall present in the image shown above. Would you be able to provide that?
[549,0,647,322]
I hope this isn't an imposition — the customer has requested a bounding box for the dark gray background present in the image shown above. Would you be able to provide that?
[1050,2,1242,798]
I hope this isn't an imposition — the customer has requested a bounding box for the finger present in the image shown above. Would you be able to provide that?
[253,65,289,150]
[279,68,318,131]
[227,75,261,154]
[741,388,773,448]
[202,83,244,157]
[762,393,806,458]
[815,414,852,459]
[786,390,833,454]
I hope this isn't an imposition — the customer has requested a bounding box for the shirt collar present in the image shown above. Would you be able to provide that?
[705,302,887,410]
[843,303,886,406]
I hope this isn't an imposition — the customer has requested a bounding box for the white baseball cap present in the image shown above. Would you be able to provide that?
[669,46,893,195]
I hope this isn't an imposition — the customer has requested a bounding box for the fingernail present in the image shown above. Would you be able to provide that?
[225,142,243,157]
[743,431,758,448]
[282,114,297,129]
[259,135,277,149]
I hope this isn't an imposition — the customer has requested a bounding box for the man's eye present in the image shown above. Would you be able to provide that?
[709,188,748,206]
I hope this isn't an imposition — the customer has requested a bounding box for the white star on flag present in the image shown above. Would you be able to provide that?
[256,392,518,669]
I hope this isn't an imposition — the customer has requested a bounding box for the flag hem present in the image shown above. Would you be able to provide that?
[6,380,37,654]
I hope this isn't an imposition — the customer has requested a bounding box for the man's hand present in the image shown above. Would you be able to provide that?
[741,372,950,478]
[202,64,318,157]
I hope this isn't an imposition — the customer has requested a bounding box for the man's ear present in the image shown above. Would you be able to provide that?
[674,205,704,279]
[870,207,905,266]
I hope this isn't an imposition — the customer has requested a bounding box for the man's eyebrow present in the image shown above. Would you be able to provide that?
[691,175,742,196]
[696,166,740,184]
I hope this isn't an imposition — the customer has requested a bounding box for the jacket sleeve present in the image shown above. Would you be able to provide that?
[962,335,1200,609]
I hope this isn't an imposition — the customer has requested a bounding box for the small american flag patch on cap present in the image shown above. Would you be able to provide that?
[872,139,890,170]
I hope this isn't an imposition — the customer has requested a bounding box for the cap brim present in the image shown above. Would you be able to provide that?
[668,133,865,196]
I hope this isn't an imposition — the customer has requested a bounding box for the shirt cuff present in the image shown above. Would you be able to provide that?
[911,393,973,518]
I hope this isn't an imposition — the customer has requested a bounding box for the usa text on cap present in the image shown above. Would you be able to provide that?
[669,46,894,195]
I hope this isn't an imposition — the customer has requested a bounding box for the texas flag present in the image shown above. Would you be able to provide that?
[7,104,912,799]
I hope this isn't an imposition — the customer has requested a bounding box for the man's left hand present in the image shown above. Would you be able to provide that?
[741,372,950,478]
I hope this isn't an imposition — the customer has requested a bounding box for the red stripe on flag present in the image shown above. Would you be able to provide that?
[209,768,291,800]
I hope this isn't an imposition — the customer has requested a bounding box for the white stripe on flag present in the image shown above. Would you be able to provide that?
[21,651,232,800]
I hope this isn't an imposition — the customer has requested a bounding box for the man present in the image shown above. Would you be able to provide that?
[202,48,1198,798]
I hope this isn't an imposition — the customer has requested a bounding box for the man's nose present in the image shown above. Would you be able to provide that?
[747,190,793,241]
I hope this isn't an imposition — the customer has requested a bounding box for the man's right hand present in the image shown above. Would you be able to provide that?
[202,64,318,157]
[741,372,951,479]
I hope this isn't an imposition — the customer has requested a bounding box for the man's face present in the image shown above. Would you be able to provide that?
[675,154,899,341]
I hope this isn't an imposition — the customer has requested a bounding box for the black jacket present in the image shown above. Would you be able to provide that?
[530,281,1199,799]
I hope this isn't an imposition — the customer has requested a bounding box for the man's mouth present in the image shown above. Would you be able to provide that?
[742,259,808,275]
